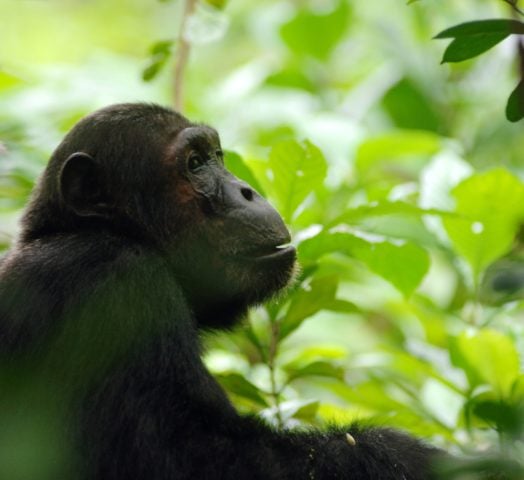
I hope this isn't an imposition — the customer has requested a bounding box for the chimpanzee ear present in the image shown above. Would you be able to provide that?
[59,152,111,217]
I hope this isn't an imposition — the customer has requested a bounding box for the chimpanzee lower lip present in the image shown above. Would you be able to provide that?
[253,244,296,260]
[235,244,296,260]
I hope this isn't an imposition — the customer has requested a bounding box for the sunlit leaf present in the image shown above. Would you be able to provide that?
[204,0,228,9]
[224,151,265,196]
[280,1,351,60]
[0,71,25,92]
[443,168,524,279]
[279,275,340,340]
[299,232,430,297]
[356,131,441,181]
[352,241,430,297]
[285,360,344,382]
[216,373,269,407]
[450,330,520,397]
[268,140,327,223]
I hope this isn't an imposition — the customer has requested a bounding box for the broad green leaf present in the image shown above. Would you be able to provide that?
[441,35,507,63]
[299,232,430,297]
[435,19,524,39]
[280,1,350,60]
[382,78,440,132]
[278,400,321,422]
[224,151,265,196]
[330,201,453,226]
[285,361,344,382]
[352,241,430,297]
[506,80,524,123]
[299,231,366,263]
[450,330,520,397]
[435,20,524,63]
[331,380,406,412]
[285,346,348,365]
[443,169,524,278]
[268,140,327,223]
[265,68,316,93]
[356,131,441,180]
[288,400,319,421]
[279,275,340,340]
[216,373,268,407]
[471,399,523,436]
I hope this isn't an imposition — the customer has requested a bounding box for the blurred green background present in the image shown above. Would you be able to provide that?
[1,0,524,478]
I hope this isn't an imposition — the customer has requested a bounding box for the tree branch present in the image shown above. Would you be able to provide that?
[174,0,198,111]
[503,0,524,16]
[268,321,284,428]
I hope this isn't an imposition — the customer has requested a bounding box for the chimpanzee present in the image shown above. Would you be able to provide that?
[0,103,441,479]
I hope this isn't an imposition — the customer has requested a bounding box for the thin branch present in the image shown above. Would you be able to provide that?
[267,321,284,428]
[503,0,524,16]
[509,0,524,115]
[174,0,198,111]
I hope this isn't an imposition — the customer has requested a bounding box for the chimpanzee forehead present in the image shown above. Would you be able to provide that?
[177,125,220,147]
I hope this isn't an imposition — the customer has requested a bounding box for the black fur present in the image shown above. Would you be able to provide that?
[0,103,441,479]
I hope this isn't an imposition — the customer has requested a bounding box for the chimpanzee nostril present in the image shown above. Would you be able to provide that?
[241,187,254,201]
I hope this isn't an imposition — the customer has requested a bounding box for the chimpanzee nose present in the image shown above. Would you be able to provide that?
[240,187,254,202]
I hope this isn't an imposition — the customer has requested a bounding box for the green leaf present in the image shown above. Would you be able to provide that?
[279,275,340,340]
[356,131,441,180]
[299,232,430,297]
[204,0,228,9]
[142,59,168,82]
[288,399,319,421]
[435,19,524,39]
[443,168,524,278]
[441,35,507,63]
[224,151,265,196]
[382,78,440,132]
[216,373,269,407]
[299,231,366,263]
[268,140,327,223]
[352,240,430,297]
[450,330,520,397]
[0,71,25,92]
[150,40,174,55]
[506,80,524,122]
[277,399,320,422]
[142,40,174,82]
[435,20,524,63]
[285,361,345,382]
[472,399,523,435]
[330,201,453,226]
[280,1,350,60]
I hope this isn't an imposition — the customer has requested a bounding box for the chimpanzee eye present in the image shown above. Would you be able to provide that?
[188,153,205,172]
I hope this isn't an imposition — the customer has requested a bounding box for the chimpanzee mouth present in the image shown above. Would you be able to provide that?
[247,243,296,260]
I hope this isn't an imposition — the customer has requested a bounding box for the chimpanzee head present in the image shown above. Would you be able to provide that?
[22,103,296,328]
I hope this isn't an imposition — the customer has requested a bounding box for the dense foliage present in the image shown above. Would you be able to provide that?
[1,0,524,478]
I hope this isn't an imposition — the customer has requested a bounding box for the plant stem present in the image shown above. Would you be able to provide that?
[503,0,524,16]
[268,320,284,428]
[174,0,197,111]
